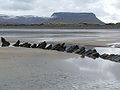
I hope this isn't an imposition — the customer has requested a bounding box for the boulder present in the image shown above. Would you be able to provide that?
[20,42,31,48]
[75,47,86,54]
[1,37,10,47]
[84,49,93,56]
[66,45,79,53]
[88,49,100,59]
[31,43,37,48]
[109,55,120,62]
[57,43,66,52]
[27,43,31,48]
[20,42,27,47]
[13,40,20,47]
[90,52,100,59]
[102,54,120,62]
[46,44,52,50]
[52,43,61,50]
[37,41,47,49]
[100,54,109,59]
[59,46,66,52]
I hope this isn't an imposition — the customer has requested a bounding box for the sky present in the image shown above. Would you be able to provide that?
[0,0,120,23]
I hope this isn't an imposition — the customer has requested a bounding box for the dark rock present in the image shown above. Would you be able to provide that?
[37,41,47,49]
[113,55,120,62]
[84,49,93,56]
[52,43,61,50]
[109,55,119,62]
[106,54,120,62]
[27,43,31,48]
[90,52,100,59]
[85,49,98,57]
[1,37,10,47]
[66,45,79,53]
[57,43,66,52]
[100,54,120,62]
[31,43,37,48]
[92,49,97,52]
[75,47,86,54]
[20,42,31,48]
[20,42,28,47]
[60,46,66,52]
[81,55,85,58]
[100,54,109,59]
[13,40,20,47]
[46,44,53,50]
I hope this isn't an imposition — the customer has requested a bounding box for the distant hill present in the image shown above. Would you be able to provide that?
[0,15,47,24]
[49,12,104,25]
[0,12,105,25]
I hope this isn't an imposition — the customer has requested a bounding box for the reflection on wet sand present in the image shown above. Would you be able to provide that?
[66,47,120,82]
[65,56,120,89]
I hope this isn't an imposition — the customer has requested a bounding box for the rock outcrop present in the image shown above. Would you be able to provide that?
[46,44,53,50]
[37,41,47,49]
[66,45,79,53]
[2,37,120,63]
[31,43,37,48]
[20,42,31,48]
[1,37,10,47]
[13,40,20,47]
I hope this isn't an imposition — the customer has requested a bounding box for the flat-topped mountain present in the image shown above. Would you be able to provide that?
[0,12,105,25]
[50,12,104,25]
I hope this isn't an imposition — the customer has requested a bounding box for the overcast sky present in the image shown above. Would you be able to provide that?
[0,0,119,23]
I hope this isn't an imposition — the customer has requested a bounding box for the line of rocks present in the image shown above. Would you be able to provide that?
[100,54,120,62]
[1,37,120,63]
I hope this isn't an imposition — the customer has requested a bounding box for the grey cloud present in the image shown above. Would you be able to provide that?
[0,0,35,10]
[112,0,120,9]
[11,0,33,3]
[0,0,119,22]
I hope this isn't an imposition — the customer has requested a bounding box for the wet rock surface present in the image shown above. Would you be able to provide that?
[100,54,120,62]
[46,44,53,50]
[37,41,47,49]
[20,42,31,48]
[66,45,79,53]
[13,40,20,47]
[1,37,10,47]
[31,43,37,48]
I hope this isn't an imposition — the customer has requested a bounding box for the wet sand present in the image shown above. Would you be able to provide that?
[0,47,120,90]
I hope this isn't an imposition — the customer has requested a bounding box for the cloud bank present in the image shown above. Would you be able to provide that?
[0,0,119,23]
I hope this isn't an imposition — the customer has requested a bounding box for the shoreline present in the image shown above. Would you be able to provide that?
[0,25,120,29]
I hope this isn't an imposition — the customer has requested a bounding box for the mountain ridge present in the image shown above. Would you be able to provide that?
[0,12,105,25]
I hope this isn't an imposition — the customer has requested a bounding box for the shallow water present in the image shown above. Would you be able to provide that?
[0,29,120,43]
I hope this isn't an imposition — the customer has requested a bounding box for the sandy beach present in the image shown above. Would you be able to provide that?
[0,47,120,90]
[0,29,120,90]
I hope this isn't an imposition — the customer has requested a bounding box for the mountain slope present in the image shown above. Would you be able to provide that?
[0,12,105,25]
[50,12,104,25]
